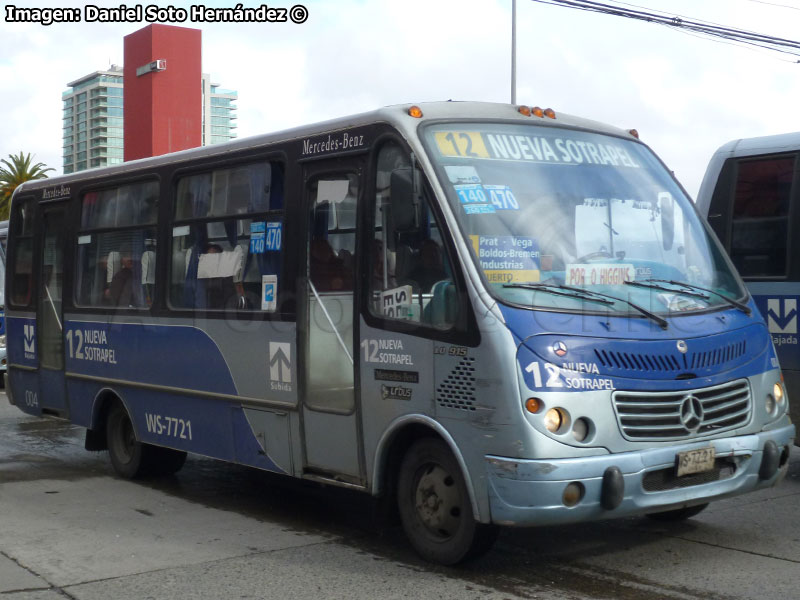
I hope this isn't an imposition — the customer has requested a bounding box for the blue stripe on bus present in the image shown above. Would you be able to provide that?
[63,321,238,396]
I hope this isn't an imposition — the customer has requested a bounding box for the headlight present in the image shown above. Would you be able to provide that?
[572,417,590,442]
[774,382,785,403]
[765,395,776,415]
[544,408,566,433]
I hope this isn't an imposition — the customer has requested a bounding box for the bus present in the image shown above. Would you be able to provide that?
[0,229,6,383]
[5,102,794,565]
[697,131,800,438]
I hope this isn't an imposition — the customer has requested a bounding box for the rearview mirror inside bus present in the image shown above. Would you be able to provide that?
[388,167,421,237]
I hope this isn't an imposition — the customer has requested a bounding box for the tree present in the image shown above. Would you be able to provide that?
[0,152,55,219]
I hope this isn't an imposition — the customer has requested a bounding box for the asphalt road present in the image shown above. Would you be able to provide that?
[1,395,798,600]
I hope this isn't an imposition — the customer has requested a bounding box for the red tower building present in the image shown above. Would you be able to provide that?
[123,24,202,161]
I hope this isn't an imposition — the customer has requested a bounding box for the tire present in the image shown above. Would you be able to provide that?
[646,503,709,521]
[397,438,498,565]
[106,403,150,479]
[105,403,188,478]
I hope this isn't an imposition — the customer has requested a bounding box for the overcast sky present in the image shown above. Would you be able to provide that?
[1,0,799,198]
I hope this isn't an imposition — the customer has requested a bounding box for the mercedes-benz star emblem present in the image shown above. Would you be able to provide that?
[676,340,688,354]
[553,341,568,357]
[680,395,704,432]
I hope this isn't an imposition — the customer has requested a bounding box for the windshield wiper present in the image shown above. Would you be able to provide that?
[624,279,751,315]
[503,282,668,329]
[503,283,614,306]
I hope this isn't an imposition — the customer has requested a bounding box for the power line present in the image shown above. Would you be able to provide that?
[745,0,800,12]
[528,0,800,60]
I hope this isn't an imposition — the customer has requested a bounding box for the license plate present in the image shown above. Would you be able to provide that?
[676,446,716,477]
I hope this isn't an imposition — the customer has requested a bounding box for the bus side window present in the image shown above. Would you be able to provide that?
[8,199,35,308]
[75,182,159,308]
[369,142,457,329]
[729,155,794,278]
[170,160,284,312]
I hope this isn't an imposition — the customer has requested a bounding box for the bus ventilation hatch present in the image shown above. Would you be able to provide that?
[436,357,477,411]
[594,340,746,375]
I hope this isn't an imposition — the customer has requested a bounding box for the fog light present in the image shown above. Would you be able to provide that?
[774,382,784,403]
[572,417,590,442]
[765,395,776,415]
[544,408,565,433]
[562,482,585,507]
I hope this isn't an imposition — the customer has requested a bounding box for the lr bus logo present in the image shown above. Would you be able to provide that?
[23,324,36,358]
[767,298,797,334]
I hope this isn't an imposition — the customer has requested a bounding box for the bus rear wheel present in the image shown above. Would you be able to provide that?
[397,438,498,565]
[106,403,187,478]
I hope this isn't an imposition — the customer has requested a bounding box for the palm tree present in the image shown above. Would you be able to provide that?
[0,152,55,219]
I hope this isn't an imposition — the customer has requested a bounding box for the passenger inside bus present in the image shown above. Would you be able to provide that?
[193,241,246,309]
[107,249,134,307]
[372,239,397,290]
[404,238,446,292]
[309,237,352,292]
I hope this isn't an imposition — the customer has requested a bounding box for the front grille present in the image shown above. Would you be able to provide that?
[613,379,751,441]
[642,457,737,491]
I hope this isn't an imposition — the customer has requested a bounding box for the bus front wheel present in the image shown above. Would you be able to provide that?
[397,438,498,565]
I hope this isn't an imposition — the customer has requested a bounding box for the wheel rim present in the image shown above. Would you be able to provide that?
[414,463,463,540]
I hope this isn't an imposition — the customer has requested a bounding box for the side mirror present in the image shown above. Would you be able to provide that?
[387,168,422,250]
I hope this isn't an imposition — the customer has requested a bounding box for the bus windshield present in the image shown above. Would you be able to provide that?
[423,122,745,317]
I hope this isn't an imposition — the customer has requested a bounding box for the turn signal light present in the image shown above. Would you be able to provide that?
[525,397,542,414]
[408,106,423,118]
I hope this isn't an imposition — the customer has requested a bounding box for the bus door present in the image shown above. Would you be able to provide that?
[37,204,69,416]
[300,164,364,483]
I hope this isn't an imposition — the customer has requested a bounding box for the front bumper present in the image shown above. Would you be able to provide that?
[487,424,795,526]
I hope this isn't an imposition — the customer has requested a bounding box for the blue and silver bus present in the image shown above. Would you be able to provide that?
[0,223,7,382]
[5,102,794,564]
[697,131,800,438]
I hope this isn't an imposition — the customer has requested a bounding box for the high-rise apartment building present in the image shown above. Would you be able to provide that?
[62,67,237,173]
[203,74,238,146]
[62,66,125,174]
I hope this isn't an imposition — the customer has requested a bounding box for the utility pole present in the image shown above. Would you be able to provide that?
[511,0,517,104]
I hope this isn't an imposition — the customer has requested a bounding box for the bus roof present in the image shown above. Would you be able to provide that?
[13,100,638,197]
[696,130,800,212]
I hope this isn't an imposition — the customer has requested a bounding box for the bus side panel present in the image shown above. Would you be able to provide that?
[6,316,38,369]
[7,369,40,416]
[750,288,800,427]
[67,376,287,473]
